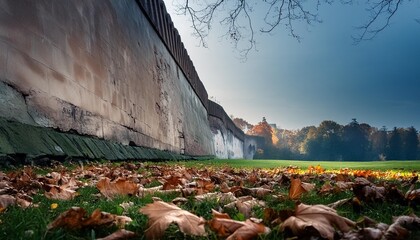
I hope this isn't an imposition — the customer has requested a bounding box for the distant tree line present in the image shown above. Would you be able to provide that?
[234,118,420,160]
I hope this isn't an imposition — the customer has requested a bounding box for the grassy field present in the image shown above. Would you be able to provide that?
[180,159,420,171]
[1,160,419,239]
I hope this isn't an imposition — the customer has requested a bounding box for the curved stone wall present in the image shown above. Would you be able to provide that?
[0,0,214,156]
[208,101,245,159]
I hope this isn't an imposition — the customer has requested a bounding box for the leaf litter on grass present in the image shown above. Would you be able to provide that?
[0,161,419,239]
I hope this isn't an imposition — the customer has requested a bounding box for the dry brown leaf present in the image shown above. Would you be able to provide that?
[139,200,206,239]
[114,215,133,229]
[97,178,139,198]
[172,197,188,205]
[16,197,32,208]
[44,185,79,200]
[162,176,184,190]
[196,178,215,193]
[289,177,314,199]
[344,215,420,240]
[335,181,353,192]
[241,187,273,199]
[211,209,231,219]
[301,182,316,192]
[208,210,270,239]
[47,207,132,230]
[406,188,420,206]
[224,196,265,218]
[82,209,116,227]
[0,195,15,212]
[208,217,247,237]
[353,184,385,203]
[195,192,237,205]
[226,219,271,240]
[319,182,334,194]
[47,207,87,230]
[342,227,384,240]
[236,197,265,218]
[280,203,355,240]
[97,229,136,240]
[389,215,420,234]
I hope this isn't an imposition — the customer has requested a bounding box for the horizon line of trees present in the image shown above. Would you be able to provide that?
[234,117,420,161]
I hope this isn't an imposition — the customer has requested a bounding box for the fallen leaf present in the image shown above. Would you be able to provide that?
[47,207,132,230]
[241,187,273,199]
[162,176,184,190]
[172,197,188,205]
[319,182,334,194]
[289,177,314,199]
[47,207,87,230]
[97,178,139,198]
[114,215,133,228]
[82,209,115,227]
[211,209,231,219]
[0,195,15,212]
[97,229,136,240]
[406,188,420,207]
[280,203,355,240]
[224,196,265,218]
[226,219,271,240]
[139,200,206,239]
[208,216,246,237]
[195,192,237,205]
[16,196,32,208]
[119,202,134,213]
[44,185,79,200]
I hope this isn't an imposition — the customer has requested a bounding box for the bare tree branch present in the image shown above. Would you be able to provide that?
[352,0,403,44]
[171,0,417,57]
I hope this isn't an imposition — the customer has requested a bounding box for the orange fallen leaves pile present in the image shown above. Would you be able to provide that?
[0,162,419,239]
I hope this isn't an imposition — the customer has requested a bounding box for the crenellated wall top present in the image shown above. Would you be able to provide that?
[136,0,208,110]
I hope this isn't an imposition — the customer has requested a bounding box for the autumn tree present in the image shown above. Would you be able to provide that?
[301,121,343,160]
[170,0,414,56]
[370,126,388,160]
[247,117,273,146]
[342,119,370,160]
[402,126,419,160]
[387,127,403,160]
[298,126,317,156]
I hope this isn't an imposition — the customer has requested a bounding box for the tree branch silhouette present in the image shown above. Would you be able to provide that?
[172,0,416,56]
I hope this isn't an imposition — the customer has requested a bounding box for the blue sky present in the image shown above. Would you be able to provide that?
[164,1,420,130]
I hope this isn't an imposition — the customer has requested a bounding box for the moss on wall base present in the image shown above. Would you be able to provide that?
[0,117,213,164]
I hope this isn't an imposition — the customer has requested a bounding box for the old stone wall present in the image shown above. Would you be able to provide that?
[208,101,245,159]
[0,0,214,156]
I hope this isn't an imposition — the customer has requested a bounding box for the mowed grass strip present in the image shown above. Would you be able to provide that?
[180,159,420,171]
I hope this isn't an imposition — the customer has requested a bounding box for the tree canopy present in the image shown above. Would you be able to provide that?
[234,117,420,160]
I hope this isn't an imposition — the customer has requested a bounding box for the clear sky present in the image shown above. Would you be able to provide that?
[164,1,420,130]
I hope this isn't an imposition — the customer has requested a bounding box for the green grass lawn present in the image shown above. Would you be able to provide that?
[180,159,420,171]
[1,160,419,239]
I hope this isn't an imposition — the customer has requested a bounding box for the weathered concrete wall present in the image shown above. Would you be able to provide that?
[208,101,245,159]
[0,0,214,156]
[244,136,262,160]
[209,116,244,159]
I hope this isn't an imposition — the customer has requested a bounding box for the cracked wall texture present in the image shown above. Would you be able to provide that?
[0,0,214,156]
